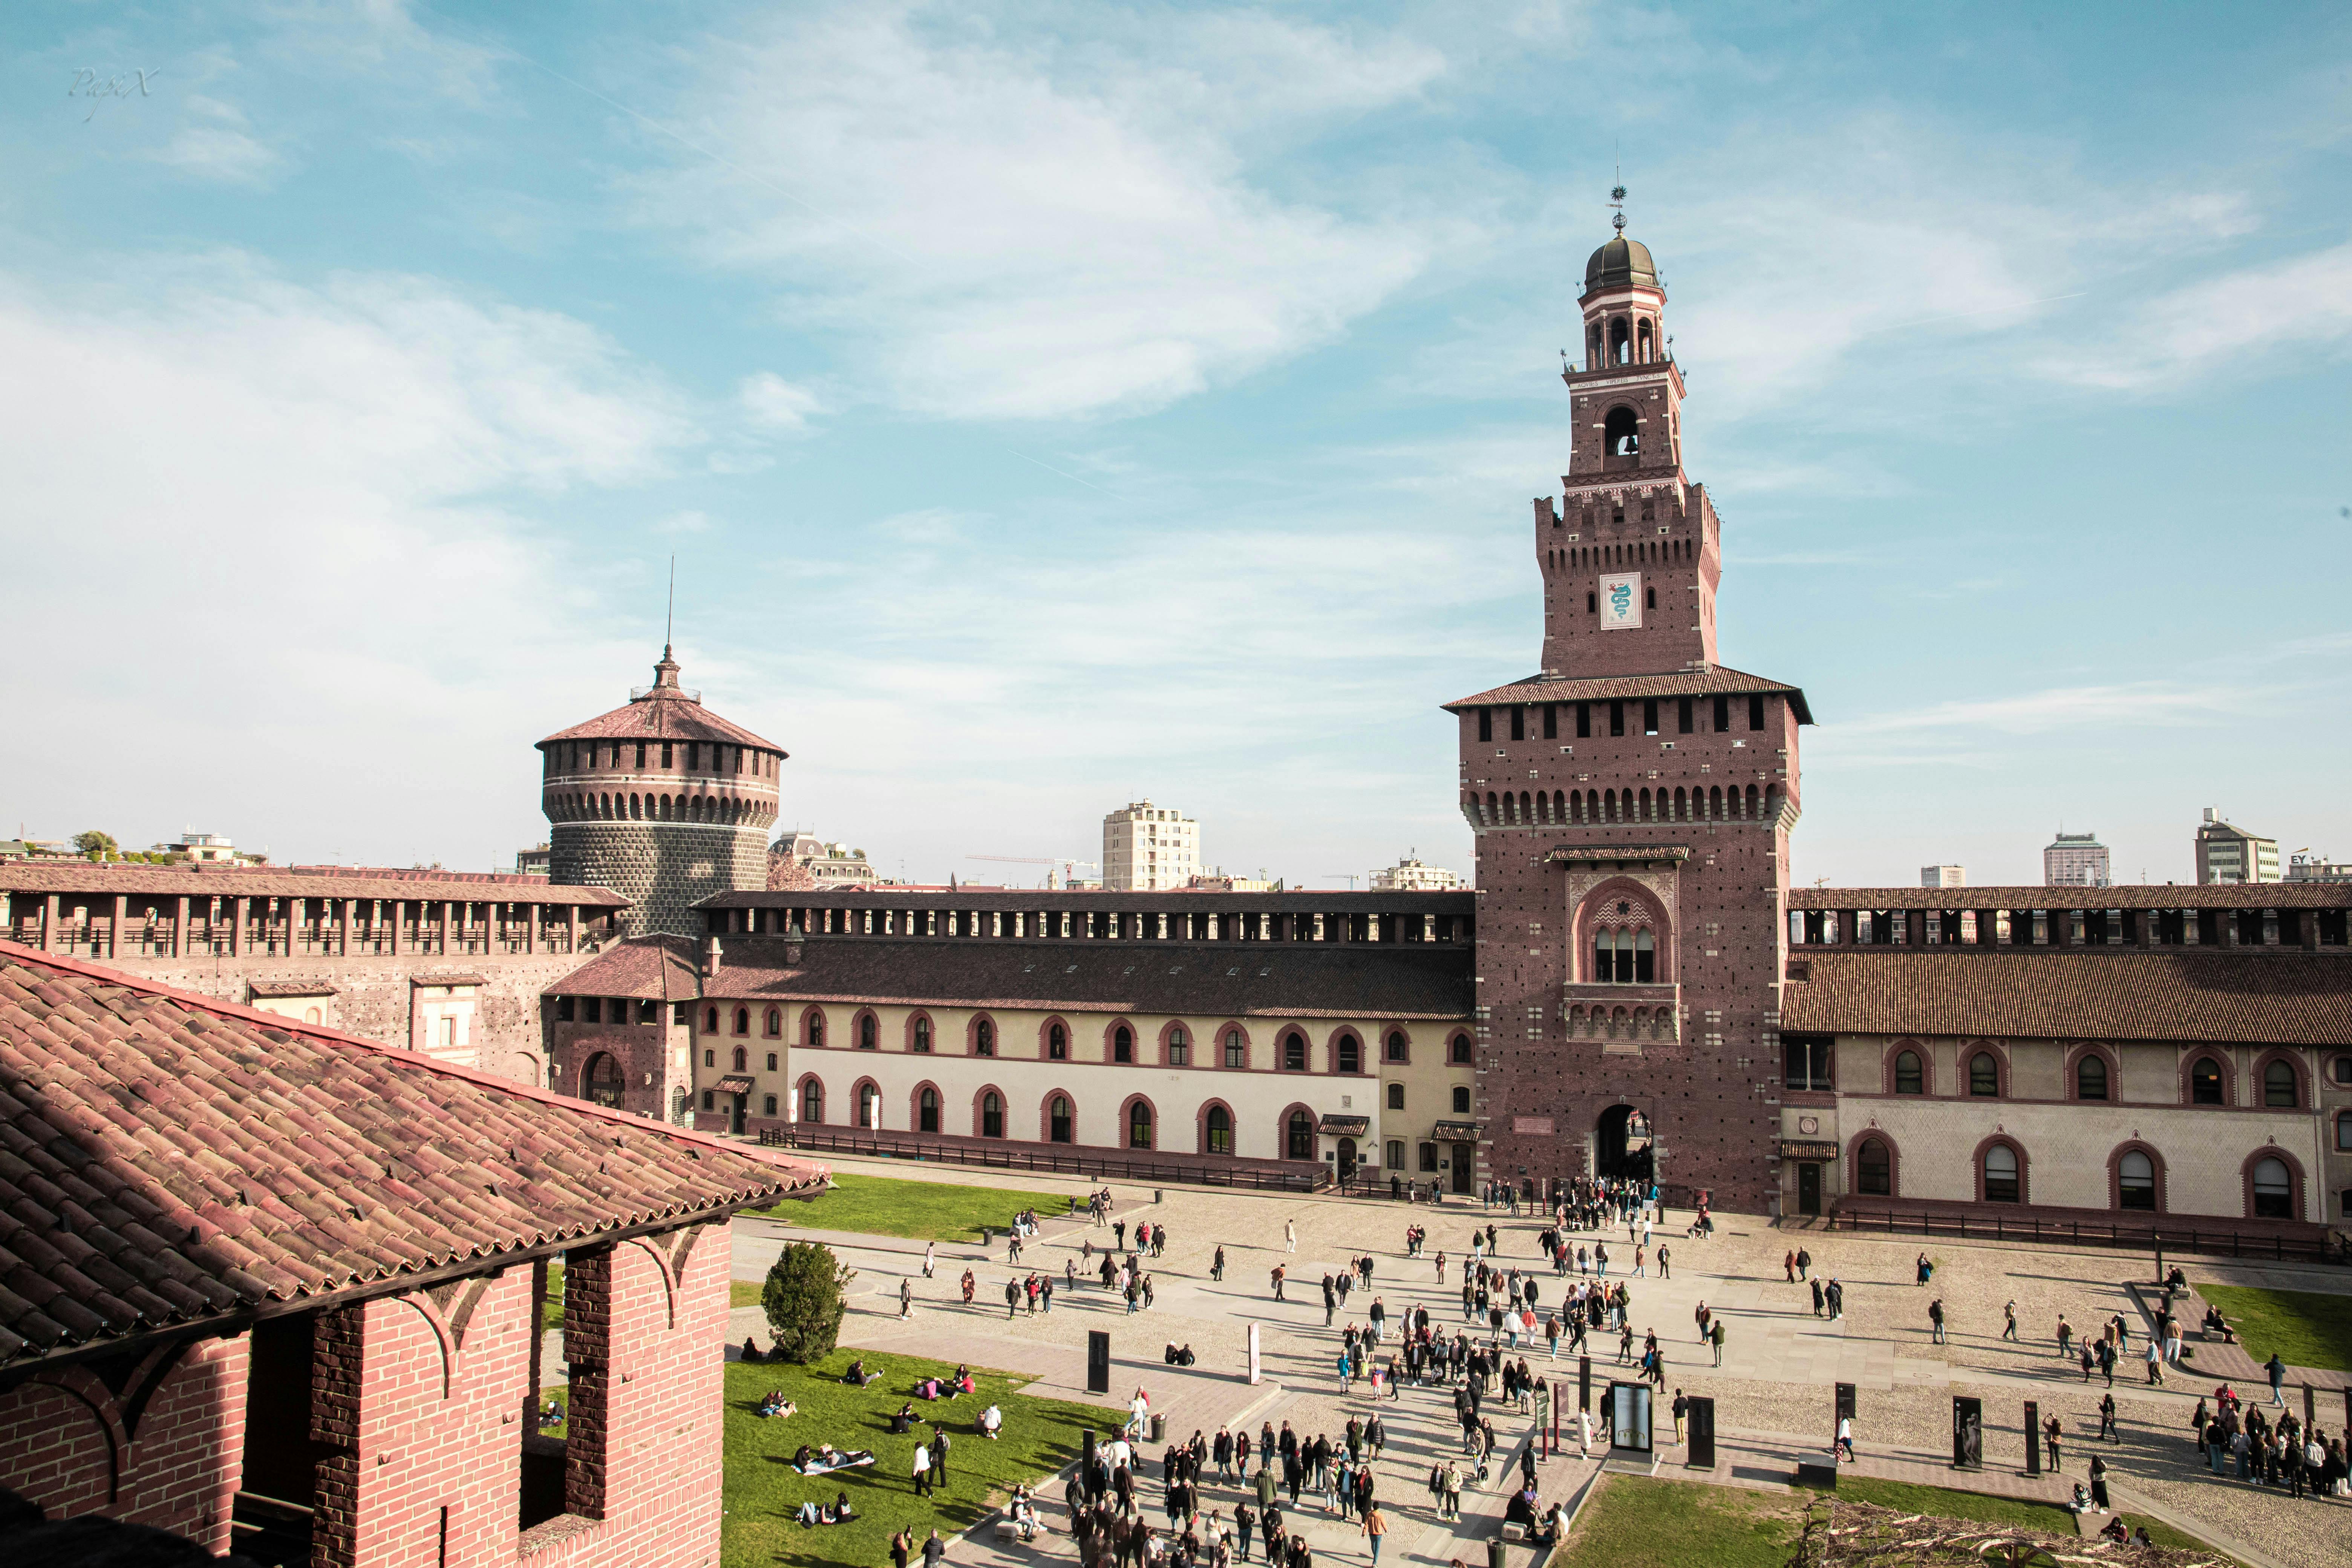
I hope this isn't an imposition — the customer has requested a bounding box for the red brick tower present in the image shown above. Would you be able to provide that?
[1447,204,1813,1214]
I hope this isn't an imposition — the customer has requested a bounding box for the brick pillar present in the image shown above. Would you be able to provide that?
[336,898,349,956]
[563,1246,614,1519]
[233,897,248,956]
[112,893,127,958]
[42,893,58,952]
[568,904,582,954]
[175,894,190,958]
[387,899,402,956]
[527,902,540,953]
[311,1305,366,1568]
[2300,910,2319,951]
[438,900,451,954]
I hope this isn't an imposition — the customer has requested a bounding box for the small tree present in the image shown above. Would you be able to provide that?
[763,1241,854,1363]
[74,830,118,859]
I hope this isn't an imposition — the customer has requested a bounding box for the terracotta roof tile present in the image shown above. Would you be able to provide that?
[543,936,703,1001]
[0,939,824,1371]
[697,936,1475,1022]
[1444,664,1814,724]
[538,686,783,752]
[1781,951,2352,1046]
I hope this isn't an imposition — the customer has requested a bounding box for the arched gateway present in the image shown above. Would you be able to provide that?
[1594,1104,1654,1183]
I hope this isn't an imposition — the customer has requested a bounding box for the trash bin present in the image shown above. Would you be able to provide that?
[1154,1190,1164,1204]
[1150,1413,1167,1442]
[1486,1536,1505,1568]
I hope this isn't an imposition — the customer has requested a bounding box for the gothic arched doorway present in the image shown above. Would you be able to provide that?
[1337,1137,1358,1183]
[583,1052,623,1109]
[1595,1104,1653,1183]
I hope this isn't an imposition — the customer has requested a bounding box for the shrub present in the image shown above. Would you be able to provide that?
[763,1242,855,1362]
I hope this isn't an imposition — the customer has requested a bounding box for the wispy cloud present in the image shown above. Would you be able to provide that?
[1837,681,2245,737]
[149,94,284,184]
[629,6,1454,420]
[738,371,825,433]
[2046,239,2352,391]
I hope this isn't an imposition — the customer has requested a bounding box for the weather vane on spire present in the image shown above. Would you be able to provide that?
[1609,170,1627,234]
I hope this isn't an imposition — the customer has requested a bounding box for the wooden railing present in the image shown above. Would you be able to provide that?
[1830,1205,2340,1265]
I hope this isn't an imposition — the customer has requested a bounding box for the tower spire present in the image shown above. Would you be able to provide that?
[664,554,675,659]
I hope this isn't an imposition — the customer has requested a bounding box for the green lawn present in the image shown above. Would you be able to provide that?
[542,1263,565,1332]
[1557,1476,1796,1568]
[759,1173,1076,1242]
[721,1346,1116,1568]
[732,1279,767,1310]
[2197,1284,2352,1372]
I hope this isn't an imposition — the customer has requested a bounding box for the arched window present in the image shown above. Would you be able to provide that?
[1634,929,1654,983]
[1048,1023,1068,1061]
[859,1014,877,1050]
[2076,1055,2109,1101]
[1113,1025,1133,1064]
[1205,1105,1233,1155]
[1893,1050,1923,1095]
[766,1052,778,1072]
[2251,1156,2292,1219]
[731,1046,746,1072]
[1049,1096,1073,1144]
[2263,1060,2297,1107]
[1128,1101,1154,1150]
[1283,1032,1306,1071]
[858,1083,878,1129]
[982,1091,1004,1138]
[1449,1035,1472,1064]
[1337,1035,1361,1074]
[2191,1057,2224,1104]
[975,1019,995,1057]
[1857,1138,1891,1196]
[919,1087,939,1133]
[913,1016,931,1053]
[585,1053,622,1109]
[801,1078,822,1123]
[1452,1086,1471,1115]
[2119,1150,2156,1210]
[1387,1083,1405,1110]
[806,1012,824,1048]
[1605,406,1638,457]
[1982,1144,2020,1204]
[705,1006,720,1033]
[1385,1031,1407,1063]
[1968,1053,2000,1097]
[1224,1029,1246,1069]
[734,1007,750,1035]
[1167,1026,1189,1066]
[765,1008,781,1037]
[1286,1110,1315,1159]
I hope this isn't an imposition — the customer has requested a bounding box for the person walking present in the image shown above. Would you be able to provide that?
[901,1277,914,1319]
[922,1528,945,1568]
[1710,1318,1726,1367]
[2089,1452,2112,1512]
[2266,1352,2288,1406]
[1272,1266,1286,1303]
[1285,1220,1297,1254]
[2044,1415,2064,1474]
[923,1241,936,1279]
[1928,1298,1945,1345]
[1810,1277,1824,1318]
[2002,1300,2018,1341]
[911,1441,934,1497]
[1671,1389,1687,1443]
[1836,1414,1855,1464]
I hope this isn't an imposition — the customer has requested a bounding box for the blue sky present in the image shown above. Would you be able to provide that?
[3,2,2347,889]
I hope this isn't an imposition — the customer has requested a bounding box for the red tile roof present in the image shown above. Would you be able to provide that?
[1792,885,2352,911]
[0,864,626,905]
[700,936,1473,1021]
[1445,664,1814,724]
[0,940,824,1370]
[544,937,704,1002]
[1780,951,2352,1046]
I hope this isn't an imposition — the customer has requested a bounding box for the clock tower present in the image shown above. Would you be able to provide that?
[1448,201,1814,1214]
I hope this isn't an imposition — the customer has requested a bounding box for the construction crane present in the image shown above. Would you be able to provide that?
[967,854,1096,889]
[1324,874,1360,889]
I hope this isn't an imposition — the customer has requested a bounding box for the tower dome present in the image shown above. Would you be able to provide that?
[1583,234,1658,294]
[537,648,787,936]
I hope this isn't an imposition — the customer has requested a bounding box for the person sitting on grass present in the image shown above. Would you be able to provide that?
[833,1491,856,1522]
[741,1337,764,1364]
[953,1365,976,1394]
[843,1359,877,1386]
[756,1390,796,1418]
[890,1402,921,1434]
[2098,1516,2130,1544]
[917,1377,943,1400]
[978,1404,1005,1440]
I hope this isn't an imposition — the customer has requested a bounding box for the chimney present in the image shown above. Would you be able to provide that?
[703,936,722,977]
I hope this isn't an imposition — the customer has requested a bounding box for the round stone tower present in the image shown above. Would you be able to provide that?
[539,648,785,936]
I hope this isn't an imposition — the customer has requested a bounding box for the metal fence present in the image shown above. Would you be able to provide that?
[766,1126,1327,1193]
[1830,1206,2340,1265]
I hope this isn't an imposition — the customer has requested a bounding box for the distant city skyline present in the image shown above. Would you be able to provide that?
[2,3,2347,892]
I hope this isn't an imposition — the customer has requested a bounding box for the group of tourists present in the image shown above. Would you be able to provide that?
[2190,1386,2350,1498]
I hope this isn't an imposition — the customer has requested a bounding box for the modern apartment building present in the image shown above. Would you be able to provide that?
[2197,809,2279,885]
[1920,865,1966,888]
[2044,832,2110,888]
[1103,800,1199,891]
[1371,854,1464,891]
